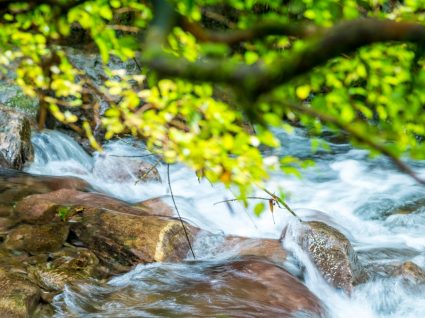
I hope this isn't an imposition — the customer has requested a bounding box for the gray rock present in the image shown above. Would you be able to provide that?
[0,106,33,169]
[282,220,367,294]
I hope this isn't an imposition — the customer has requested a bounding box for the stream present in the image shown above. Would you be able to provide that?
[25,129,425,318]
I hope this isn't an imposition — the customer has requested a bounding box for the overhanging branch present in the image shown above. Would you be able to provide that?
[143,17,425,96]
[180,18,316,44]
[284,102,425,185]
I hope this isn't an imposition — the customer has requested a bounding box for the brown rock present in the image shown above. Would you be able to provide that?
[15,188,148,224]
[391,261,425,284]
[0,267,40,318]
[216,236,287,263]
[70,208,199,273]
[0,168,90,204]
[5,223,69,254]
[0,106,33,170]
[28,247,99,292]
[282,221,367,294]
[135,197,175,217]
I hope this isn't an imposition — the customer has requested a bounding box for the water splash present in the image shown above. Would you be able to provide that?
[26,129,425,317]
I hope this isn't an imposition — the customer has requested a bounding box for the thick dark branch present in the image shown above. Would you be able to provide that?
[180,18,315,44]
[143,18,425,96]
[285,102,425,186]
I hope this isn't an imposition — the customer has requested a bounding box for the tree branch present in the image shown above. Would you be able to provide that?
[180,18,315,44]
[143,17,425,96]
[285,102,425,186]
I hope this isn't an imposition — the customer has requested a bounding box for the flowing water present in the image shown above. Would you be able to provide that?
[25,129,425,318]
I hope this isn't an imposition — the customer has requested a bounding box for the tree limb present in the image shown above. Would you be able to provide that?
[180,18,316,44]
[143,16,425,96]
[285,102,425,186]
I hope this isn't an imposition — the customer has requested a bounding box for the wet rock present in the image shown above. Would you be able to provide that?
[355,195,425,220]
[282,220,367,293]
[0,266,40,318]
[0,168,90,204]
[215,258,325,317]
[15,199,60,224]
[28,247,99,292]
[391,261,425,284]
[5,223,69,254]
[215,236,287,264]
[93,155,161,183]
[135,197,175,217]
[0,106,33,170]
[15,188,148,224]
[70,208,199,273]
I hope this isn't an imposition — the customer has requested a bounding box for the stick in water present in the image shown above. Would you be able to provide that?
[167,164,196,259]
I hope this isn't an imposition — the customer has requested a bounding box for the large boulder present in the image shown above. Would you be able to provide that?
[0,106,33,169]
[70,207,199,273]
[282,220,367,294]
[87,257,325,318]
[0,267,40,318]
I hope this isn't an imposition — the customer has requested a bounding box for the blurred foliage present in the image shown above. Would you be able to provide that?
[0,0,424,210]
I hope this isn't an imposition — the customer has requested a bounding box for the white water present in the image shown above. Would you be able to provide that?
[27,129,425,318]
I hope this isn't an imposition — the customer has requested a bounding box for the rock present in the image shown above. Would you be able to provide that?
[70,208,199,273]
[282,220,367,293]
[391,261,425,284]
[215,258,325,317]
[215,236,287,264]
[0,81,39,121]
[28,247,99,292]
[135,197,175,217]
[15,188,148,224]
[5,223,69,254]
[0,106,33,169]
[0,168,90,204]
[93,155,161,183]
[0,267,40,318]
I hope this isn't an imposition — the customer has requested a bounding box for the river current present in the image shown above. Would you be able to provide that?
[26,129,425,318]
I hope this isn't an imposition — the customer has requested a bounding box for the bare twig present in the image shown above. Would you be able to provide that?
[167,164,196,259]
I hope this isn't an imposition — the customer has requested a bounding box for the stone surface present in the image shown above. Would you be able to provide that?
[282,220,367,294]
[28,247,99,292]
[391,261,425,284]
[135,197,175,217]
[5,223,69,254]
[0,106,33,169]
[215,236,287,264]
[14,188,148,224]
[0,267,40,318]
[70,207,199,272]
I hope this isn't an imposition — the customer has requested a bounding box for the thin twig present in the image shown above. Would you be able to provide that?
[214,196,281,207]
[167,164,196,259]
[261,188,302,221]
[135,158,162,184]
[108,154,155,158]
